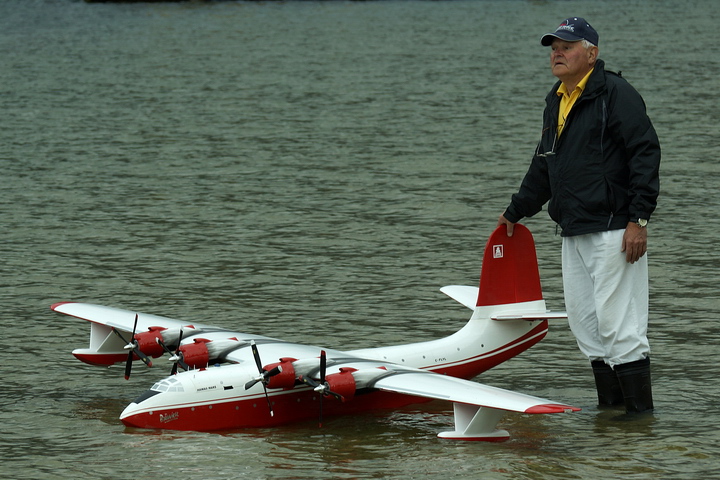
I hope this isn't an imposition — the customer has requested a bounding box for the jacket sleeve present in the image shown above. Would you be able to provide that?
[606,78,661,221]
[504,151,552,223]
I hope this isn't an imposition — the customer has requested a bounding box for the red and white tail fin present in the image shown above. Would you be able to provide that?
[476,224,543,307]
[441,224,565,320]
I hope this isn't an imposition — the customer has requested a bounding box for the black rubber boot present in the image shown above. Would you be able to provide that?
[591,360,624,406]
[615,357,654,414]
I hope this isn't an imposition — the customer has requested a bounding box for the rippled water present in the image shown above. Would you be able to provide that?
[2,0,719,479]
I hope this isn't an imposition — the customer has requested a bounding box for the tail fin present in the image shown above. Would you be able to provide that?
[476,224,543,307]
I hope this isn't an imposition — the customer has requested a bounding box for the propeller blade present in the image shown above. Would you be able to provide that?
[299,375,319,388]
[110,327,133,380]
[244,365,282,391]
[111,328,130,346]
[170,328,185,375]
[328,390,345,402]
[132,345,153,368]
[319,350,326,384]
[250,340,263,373]
[244,340,264,389]
[318,350,326,427]
[126,314,140,379]
[248,340,274,417]
[124,350,133,381]
[262,389,274,417]
[299,350,347,427]
[168,354,190,374]
[112,328,130,345]
[265,365,282,379]
[111,315,153,379]
[176,328,184,351]
[157,338,174,356]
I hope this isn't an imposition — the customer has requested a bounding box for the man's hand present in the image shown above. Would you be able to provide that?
[497,214,516,237]
[622,222,648,264]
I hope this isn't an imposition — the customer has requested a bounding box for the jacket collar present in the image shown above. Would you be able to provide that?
[547,58,607,105]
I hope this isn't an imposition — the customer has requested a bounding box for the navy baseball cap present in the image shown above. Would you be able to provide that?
[541,17,599,46]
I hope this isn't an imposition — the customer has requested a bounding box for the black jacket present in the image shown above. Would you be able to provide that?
[505,59,661,237]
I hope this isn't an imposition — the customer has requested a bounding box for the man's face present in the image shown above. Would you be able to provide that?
[549,39,597,85]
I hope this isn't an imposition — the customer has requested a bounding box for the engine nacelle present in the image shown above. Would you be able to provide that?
[265,357,298,390]
[179,338,211,369]
[133,326,168,358]
[325,368,357,401]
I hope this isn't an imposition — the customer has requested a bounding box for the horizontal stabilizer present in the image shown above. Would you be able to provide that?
[491,312,568,321]
[440,286,479,310]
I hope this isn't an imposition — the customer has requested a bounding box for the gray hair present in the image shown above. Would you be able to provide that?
[581,39,597,49]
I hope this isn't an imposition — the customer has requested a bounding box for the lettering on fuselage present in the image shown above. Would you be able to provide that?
[435,357,447,362]
[196,385,217,392]
[159,412,179,424]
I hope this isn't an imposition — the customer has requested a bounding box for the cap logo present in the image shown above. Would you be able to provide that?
[540,17,598,47]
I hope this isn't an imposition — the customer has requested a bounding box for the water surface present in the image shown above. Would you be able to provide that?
[1,1,719,479]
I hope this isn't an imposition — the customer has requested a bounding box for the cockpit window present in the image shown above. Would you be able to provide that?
[150,376,185,393]
[133,389,161,404]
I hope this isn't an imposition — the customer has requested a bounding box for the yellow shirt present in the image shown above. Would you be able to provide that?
[557,68,594,137]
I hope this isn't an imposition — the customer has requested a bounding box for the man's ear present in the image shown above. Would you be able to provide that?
[588,46,599,63]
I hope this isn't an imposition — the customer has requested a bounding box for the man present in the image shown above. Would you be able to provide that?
[497,17,660,414]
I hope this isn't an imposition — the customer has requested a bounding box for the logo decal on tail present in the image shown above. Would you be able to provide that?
[476,224,543,307]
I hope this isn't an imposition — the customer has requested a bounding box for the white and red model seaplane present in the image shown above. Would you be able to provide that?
[52,224,579,441]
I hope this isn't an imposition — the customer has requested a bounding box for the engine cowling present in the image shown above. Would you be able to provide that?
[324,368,357,401]
[179,338,211,369]
[133,326,168,358]
[265,357,298,390]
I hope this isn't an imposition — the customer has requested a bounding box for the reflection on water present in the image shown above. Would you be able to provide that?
[1,0,719,479]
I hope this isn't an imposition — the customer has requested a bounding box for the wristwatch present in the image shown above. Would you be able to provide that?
[636,218,648,228]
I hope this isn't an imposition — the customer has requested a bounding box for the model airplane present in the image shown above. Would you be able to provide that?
[52,224,579,441]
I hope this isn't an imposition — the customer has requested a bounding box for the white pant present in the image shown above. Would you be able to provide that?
[561,230,650,367]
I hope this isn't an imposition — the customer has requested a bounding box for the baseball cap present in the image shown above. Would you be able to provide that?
[541,17,599,46]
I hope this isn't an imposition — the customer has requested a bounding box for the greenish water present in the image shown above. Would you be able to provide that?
[1,1,719,479]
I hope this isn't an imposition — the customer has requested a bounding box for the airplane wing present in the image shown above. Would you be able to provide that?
[368,368,579,440]
[52,302,210,331]
[51,302,269,370]
[371,369,573,414]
